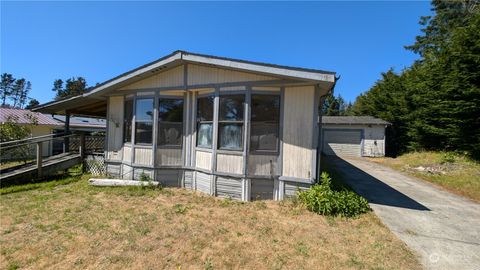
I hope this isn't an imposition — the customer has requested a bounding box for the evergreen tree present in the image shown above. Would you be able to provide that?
[52,77,88,100]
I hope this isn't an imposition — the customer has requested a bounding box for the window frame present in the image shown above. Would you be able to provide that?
[134,97,154,145]
[195,93,215,150]
[123,98,134,144]
[249,92,281,154]
[157,96,184,148]
[217,93,245,152]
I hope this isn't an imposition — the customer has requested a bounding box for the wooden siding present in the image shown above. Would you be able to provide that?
[159,90,185,96]
[123,145,131,162]
[156,169,180,187]
[184,170,194,189]
[284,181,310,198]
[119,65,184,90]
[156,148,182,166]
[248,154,277,176]
[322,124,386,157]
[282,86,315,179]
[220,86,246,92]
[216,176,242,200]
[188,64,277,85]
[195,171,211,194]
[251,179,274,200]
[195,150,211,171]
[216,153,243,174]
[251,86,281,92]
[107,96,124,157]
[323,129,362,157]
[134,147,153,165]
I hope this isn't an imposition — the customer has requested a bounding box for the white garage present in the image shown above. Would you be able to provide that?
[321,116,390,157]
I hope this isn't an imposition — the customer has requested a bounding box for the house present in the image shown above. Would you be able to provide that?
[321,116,390,157]
[0,107,106,157]
[33,50,337,201]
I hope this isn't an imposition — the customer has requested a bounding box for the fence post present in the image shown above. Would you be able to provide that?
[79,133,86,173]
[37,142,43,178]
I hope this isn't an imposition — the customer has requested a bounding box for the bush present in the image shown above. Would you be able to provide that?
[298,172,370,218]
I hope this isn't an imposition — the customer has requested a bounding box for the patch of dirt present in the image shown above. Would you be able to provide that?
[407,162,462,175]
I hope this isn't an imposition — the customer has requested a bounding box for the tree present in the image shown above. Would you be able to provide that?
[52,77,88,100]
[10,79,31,108]
[322,94,349,116]
[0,114,38,163]
[0,73,15,106]
[25,99,40,110]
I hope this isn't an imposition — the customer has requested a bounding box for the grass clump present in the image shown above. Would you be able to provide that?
[298,172,370,218]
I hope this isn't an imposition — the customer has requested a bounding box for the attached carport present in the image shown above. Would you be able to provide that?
[321,116,390,157]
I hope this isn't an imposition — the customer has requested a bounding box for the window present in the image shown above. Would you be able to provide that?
[196,96,214,148]
[135,98,153,144]
[250,94,280,151]
[123,99,133,143]
[218,95,244,150]
[158,98,183,146]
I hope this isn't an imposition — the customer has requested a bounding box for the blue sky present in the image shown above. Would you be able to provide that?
[1,1,432,104]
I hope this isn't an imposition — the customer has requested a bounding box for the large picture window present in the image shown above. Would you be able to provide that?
[196,96,214,148]
[135,98,154,144]
[123,99,133,143]
[218,95,244,151]
[250,94,280,151]
[158,98,183,146]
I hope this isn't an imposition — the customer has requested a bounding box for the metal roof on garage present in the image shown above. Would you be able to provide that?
[322,116,391,125]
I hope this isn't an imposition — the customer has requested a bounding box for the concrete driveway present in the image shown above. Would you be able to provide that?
[326,156,480,270]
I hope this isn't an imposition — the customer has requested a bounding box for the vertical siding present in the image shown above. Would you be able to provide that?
[188,64,276,85]
[216,176,242,200]
[184,170,194,189]
[133,168,154,180]
[251,179,274,200]
[282,86,315,179]
[134,148,153,165]
[122,145,131,162]
[284,181,310,198]
[362,126,386,157]
[216,153,243,174]
[248,154,277,176]
[195,150,212,170]
[119,65,184,90]
[107,96,124,159]
[156,148,182,166]
[195,171,211,194]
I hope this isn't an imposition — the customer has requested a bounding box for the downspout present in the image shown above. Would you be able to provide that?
[315,76,340,183]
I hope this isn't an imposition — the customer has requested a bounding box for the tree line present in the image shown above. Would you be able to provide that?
[348,0,480,159]
[0,74,89,109]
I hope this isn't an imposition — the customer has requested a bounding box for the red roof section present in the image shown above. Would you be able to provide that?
[0,108,62,126]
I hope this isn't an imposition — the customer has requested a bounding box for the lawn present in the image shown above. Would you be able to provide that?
[0,173,420,269]
[369,151,480,202]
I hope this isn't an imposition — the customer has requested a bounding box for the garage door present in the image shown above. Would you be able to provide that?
[323,129,362,156]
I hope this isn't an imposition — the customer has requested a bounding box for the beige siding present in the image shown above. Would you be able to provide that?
[188,64,277,85]
[119,65,184,90]
[282,86,315,179]
[31,125,54,157]
[248,154,277,176]
[156,148,182,166]
[195,150,212,170]
[123,145,131,162]
[159,90,185,96]
[134,147,153,165]
[252,86,281,92]
[107,96,124,159]
[216,153,243,174]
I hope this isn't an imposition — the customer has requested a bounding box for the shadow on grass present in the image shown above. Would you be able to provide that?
[322,156,430,211]
[0,166,84,195]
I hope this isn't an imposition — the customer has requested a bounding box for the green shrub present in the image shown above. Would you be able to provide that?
[298,172,370,218]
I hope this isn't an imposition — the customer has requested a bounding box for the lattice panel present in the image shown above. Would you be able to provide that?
[84,154,106,176]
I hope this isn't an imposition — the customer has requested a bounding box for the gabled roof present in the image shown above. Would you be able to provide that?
[322,116,391,125]
[33,50,337,117]
[0,108,62,126]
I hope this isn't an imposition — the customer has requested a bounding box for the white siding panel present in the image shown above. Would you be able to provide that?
[184,170,194,189]
[123,145,131,162]
[248,154,277,176]
[188,64,277,85]
[107,96,124,157]
[156,148,182,166]
[134,148,153,165]
[282,86,315,179]
[119,65,184,90]
[216,153,243,174]
[284,181,310,198]
[196,171,211,194]
[216,176,242,200]
[195,150,212,170]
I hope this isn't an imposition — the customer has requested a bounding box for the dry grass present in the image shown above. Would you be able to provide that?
[370,151,480,202]
[0,175,420,270]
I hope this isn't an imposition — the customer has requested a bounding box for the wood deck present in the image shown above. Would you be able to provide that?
[0,153,82,185]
